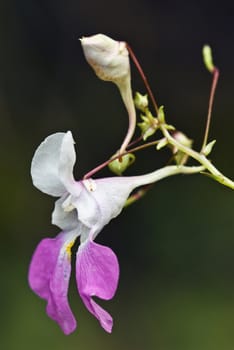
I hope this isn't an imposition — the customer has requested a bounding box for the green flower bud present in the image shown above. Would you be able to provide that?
[134,92,148,112]
[108,153,135,175]
[203,45,215,73]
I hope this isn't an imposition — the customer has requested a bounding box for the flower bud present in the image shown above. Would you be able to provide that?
[81,34,136,154]
[108,153,135,175]
[203,45,215,73]
[134,92,148,112]
[80,34,130,84]
[171,131,193,165]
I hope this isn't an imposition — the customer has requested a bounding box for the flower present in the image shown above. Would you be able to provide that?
[28,131,141,335]
[28,131,203,334]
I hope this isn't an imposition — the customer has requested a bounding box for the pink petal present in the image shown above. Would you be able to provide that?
[28,234,77,334]
[76,240,119,333]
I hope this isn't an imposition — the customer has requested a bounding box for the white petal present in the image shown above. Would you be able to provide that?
[52,195,79,231]
[90,178,135,227]
[72,178,136,237]
[58,131,76,191]
[87,166,205,234]
[31,131,76,196]
[72,181,100,229]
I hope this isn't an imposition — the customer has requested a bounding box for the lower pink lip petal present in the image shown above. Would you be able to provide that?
[76,239,119,333]
[28,234,77,334]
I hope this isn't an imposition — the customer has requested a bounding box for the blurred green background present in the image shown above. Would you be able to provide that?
[1,0,234,349]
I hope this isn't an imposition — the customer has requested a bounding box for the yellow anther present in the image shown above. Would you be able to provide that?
[65,240,75,259]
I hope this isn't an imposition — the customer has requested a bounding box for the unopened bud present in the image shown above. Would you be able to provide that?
[203,45,215,73]
[171,131,193,165]
[81,34,136,154]
[80,34,130,84]
[108,153,135,175]
[134,92,148,112]
[173,131,192,147]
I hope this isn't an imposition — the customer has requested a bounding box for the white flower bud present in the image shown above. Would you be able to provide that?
[80,34,130,84]
[81,34,136,154]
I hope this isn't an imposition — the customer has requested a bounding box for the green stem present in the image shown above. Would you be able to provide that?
[130,165,206,188]
[161,125,234,190]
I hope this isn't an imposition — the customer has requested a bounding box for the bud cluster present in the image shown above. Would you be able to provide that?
[80,34,234,190]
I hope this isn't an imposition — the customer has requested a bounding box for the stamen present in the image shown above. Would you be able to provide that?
[62,195,75,212]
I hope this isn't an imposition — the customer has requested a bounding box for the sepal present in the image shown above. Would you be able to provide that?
[156,138,168,150]
[202,139,216,156]
[138,110,158,140]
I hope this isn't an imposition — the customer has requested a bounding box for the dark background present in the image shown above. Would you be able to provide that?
[1,1,234,349]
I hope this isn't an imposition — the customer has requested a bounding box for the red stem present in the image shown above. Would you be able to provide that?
[83,139,160,179]
[126,43,159,114]
[201,67,219,151]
